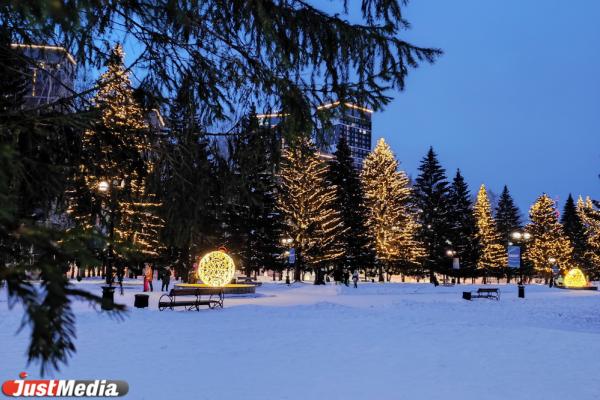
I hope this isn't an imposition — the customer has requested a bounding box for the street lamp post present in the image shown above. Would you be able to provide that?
[98,179,121,310]
[509,230,532,284]
[445,249,458,284]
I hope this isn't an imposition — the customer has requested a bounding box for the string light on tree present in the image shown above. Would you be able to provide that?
[68,43,164,258]
[577,196,600,279]
[525,194,574,274]
[473,184,507,272]
[276,138,345,282]
[361,138,424,278]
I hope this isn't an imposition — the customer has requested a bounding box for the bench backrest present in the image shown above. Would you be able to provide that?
[169,288,224,297]
[477,288,499,293]
[170,288,200,297]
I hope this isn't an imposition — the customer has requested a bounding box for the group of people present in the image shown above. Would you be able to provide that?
[142,263,173,292]
[332,269,360,288]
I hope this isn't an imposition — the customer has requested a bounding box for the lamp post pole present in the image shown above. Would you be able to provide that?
[445,249,457,284]
[98,180,118,310]
[509,230,532,284]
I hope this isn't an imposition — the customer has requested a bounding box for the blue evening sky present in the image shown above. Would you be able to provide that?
[116,1,599,215]
[367,0,600,214]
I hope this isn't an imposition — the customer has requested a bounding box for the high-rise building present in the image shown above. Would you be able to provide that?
[256,102,373,169]
[318,102,372,168]
[11,44,77,109]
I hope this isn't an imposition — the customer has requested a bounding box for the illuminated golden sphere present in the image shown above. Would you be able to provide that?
[564,268,587,288]
[197,251,235,287]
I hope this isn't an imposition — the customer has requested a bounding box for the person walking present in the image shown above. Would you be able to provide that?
[161,267,171,292]
[343,270,350,287]
[142,264,149,292]
[145,263,154,292]
[352,270,359,288]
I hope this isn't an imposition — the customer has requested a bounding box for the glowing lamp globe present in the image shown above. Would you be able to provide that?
[564,268,587,288]
[197,251,235,287]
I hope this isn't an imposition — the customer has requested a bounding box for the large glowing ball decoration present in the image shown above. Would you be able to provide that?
[197,251,235,287]
[564,268,587,288]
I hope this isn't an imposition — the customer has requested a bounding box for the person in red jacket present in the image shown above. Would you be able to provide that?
[144,263,153,292]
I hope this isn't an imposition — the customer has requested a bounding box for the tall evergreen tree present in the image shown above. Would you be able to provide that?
[561,194,587,266]
[327,135,375,275]
[473,185,507,277]
[495,185,521,245]
[277,139,345,283]
[1,35,125,375]
[525,194,574,275]
[412,147,451,279]
[159,81,219,280]
[361,139,424,280]
[577,196,600,279]
[69,44,163,271]
[447,170,478,277]
[227,113,284,278]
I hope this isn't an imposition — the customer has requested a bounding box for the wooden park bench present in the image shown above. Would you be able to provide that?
[236,276,262,286]
[158,287,224,311]
[472,288,500,300]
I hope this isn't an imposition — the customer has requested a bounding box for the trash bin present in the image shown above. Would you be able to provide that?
[134,294,149,309]
[101,286,116,311]
[518,285,525,298]
[462,291,472,301]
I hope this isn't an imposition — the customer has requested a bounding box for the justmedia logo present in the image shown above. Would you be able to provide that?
[2,372,129,397]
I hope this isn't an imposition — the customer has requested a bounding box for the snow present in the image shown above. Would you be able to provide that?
[1,280,600,399]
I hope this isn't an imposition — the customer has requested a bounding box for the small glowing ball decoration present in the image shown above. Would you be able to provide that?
[197,250,235,287]
[564,268,587,288]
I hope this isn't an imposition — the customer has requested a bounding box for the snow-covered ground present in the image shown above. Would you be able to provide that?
[1,280,599,399]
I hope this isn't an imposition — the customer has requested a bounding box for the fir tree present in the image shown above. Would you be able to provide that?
[327,135,375,275]
[277,139,345,283]
[447,170,478,277]
[1,34,125,376]
[561,194,587,266]
[69,44,163,275]
[412,147,451,279]
[577,196,600,279]
[525,194,574,275]
[227,113,284,278]
[159,77,219,280]
[473,185,507,276]
[495,185,521,245]
[361,139,424,280]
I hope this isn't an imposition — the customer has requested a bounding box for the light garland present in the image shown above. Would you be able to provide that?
[564,268,587,288]
[197,251,236,287]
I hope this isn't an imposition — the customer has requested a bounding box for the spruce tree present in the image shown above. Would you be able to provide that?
[525,194,574,275]
[328,135,375,275]
[277,139,345,283]
[473,185,507,278]
[577,196,600,279]
[69,44,163,277]
[1,34,126,375]
[159,77,219,280]
[227,113,284,278]
[412,147,451,279]
[495,185,521,245]
[561,194,587,266]
[447,170,478,278]
[361,139,424,280]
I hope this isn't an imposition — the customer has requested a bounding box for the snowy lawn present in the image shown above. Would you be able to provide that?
[1,281,599,399]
